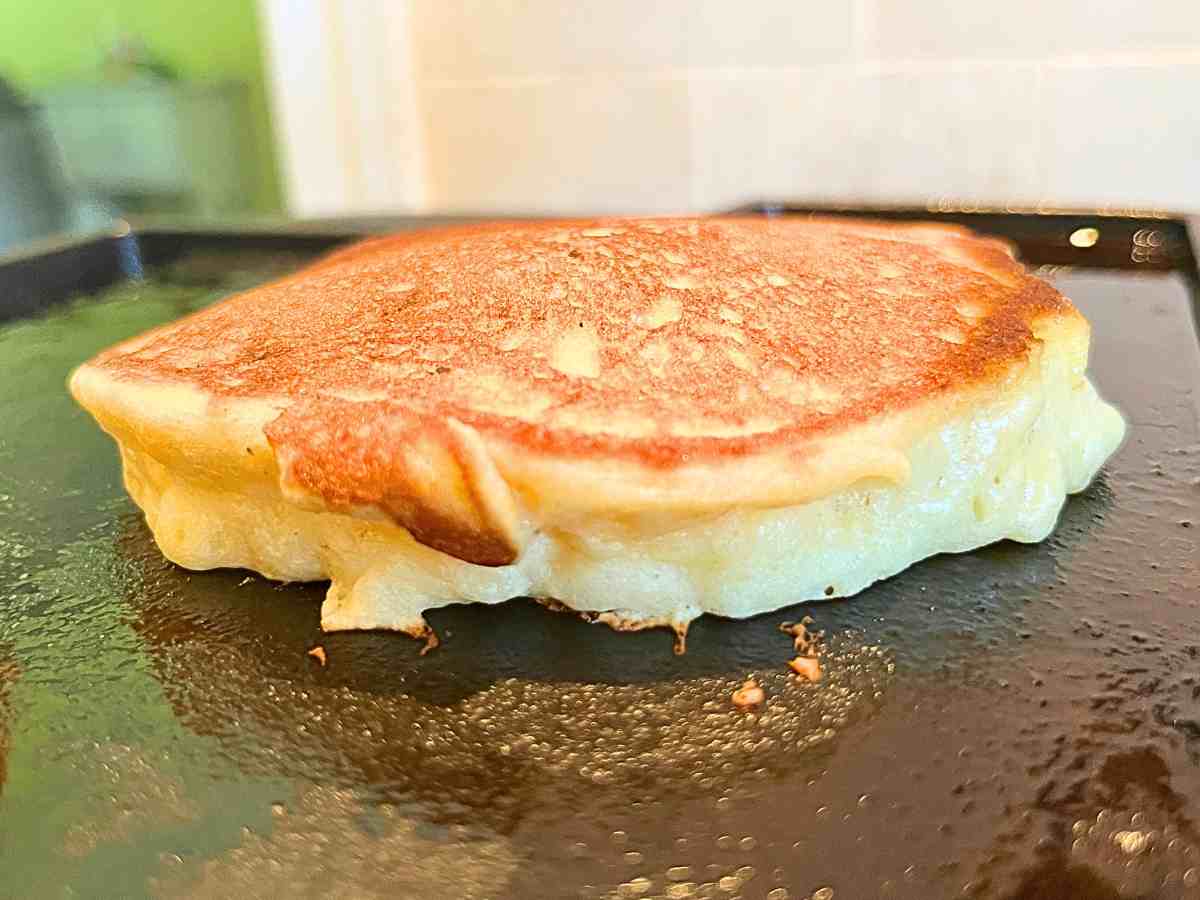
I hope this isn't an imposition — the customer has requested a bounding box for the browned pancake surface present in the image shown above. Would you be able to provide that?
[89,216,1067,454]
[81,217,1075,563]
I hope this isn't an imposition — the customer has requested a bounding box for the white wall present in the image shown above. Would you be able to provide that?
[261,1,1200,217]
[259,0,427,216]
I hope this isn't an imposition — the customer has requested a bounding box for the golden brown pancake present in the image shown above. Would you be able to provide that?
[70,217,1125,648]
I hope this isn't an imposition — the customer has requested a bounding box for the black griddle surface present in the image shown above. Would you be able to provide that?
[0,215,1197,899]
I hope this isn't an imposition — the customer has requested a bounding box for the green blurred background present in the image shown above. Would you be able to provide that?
[0,0,281,216]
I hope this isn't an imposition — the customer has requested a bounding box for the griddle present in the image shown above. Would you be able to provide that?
[0,209,1197,899]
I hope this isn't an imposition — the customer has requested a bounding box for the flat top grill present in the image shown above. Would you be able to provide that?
[0,210,1197,899]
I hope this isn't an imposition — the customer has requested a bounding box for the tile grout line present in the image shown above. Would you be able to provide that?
[416,49,1200,92]
[851,0,872,63]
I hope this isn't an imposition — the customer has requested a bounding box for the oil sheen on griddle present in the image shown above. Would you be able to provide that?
[0,258,1197,898]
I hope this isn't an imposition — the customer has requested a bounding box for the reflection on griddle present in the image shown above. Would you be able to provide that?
[120,508,894,824]
[59,743,198,860]
[111,479,1129,898]
[0,649,18,798]
[990,746,1200,899]
[148,783,519,899]
[10,236,1200,896]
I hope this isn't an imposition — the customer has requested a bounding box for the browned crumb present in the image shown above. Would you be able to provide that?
[671,624,688,655]
[536,598,689,654]
[416,627,440,656]
[731,679,765,708]
[780,617,821,655]
[788,656,822,682]
[307,646,327,666]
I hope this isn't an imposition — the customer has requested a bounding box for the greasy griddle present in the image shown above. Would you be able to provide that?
[0,211,1197,899]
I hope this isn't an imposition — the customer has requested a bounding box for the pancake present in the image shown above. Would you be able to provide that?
[69,216,1126,650]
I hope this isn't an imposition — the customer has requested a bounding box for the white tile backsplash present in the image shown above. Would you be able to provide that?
[410,0,692,79]
[688,0,855,68]
[862,65,1044,204]
[421,75,693,214]
[690,68,879,210]
[1038,62,1200,209]
[268,1,1200,216]
[411,0,853,80]
[865,0,1200,61]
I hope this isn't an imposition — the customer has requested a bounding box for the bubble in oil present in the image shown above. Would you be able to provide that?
[616,876,652,897]
[27,518,907,898]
